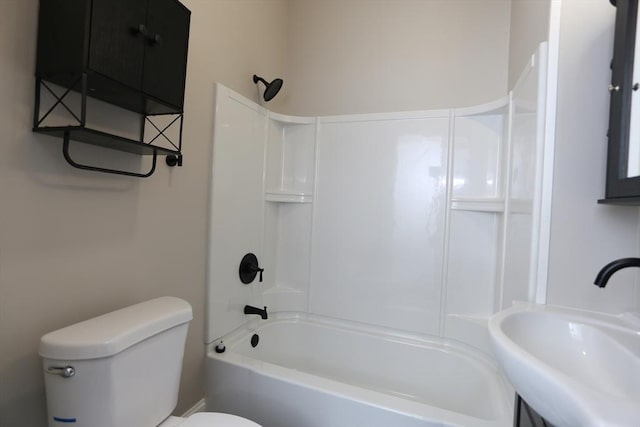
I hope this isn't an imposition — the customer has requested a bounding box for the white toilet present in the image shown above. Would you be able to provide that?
[39,297,260,427]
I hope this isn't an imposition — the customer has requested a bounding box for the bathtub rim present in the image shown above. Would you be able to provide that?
[208,311,502,371]
[205,311,514,425]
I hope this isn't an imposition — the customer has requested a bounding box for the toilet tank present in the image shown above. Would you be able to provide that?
[39,297,193,427]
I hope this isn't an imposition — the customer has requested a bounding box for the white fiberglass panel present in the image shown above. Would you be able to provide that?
[265,121,316,195]
[207,85,267,342]
[501,53,540,308]
[501,213,533,306]
[274,204,312,293]
[262,203,312,312]
[445,211,498,317]
[281,125,316,194]
[510,67,538,201]
[310,116,448,335]
[452,114,504,198]
[444,211,498,354]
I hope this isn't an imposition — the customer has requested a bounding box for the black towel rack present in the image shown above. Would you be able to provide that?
[33,75,183,178]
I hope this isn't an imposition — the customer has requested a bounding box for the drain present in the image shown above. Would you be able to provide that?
[251,334,259,348]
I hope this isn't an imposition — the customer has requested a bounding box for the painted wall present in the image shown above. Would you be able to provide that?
[0,1,287,426]
[546,0,640,313]
[282,0,512,116]
[4,1,640,426]
[508,0,551,89]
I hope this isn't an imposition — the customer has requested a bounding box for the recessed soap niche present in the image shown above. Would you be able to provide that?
[263,113,316,311]
[265,113,316,201]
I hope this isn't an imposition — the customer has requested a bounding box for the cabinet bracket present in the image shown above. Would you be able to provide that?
[34,76,86,128]
[34,74,181,178]
[62,132,157,178]
[145,114,182,151]
[144,114,184,167]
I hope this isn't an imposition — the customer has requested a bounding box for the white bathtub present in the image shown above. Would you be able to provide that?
[206,313,513,427]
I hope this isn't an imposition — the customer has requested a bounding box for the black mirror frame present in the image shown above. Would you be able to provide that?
[601,0,640,204]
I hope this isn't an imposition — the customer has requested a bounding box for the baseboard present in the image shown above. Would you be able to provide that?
[181,398,206,417]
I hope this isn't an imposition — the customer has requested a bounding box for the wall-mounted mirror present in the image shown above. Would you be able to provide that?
[601,0,640,204]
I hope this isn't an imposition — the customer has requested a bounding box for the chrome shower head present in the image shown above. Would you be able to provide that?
[253,74,283,102]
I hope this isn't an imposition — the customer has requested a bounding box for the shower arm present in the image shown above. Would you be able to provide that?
[253,75,269,86]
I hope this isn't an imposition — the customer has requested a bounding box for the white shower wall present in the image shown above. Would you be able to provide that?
[310,114,449,336]
[207,87,267,341]
[207,45,551,352]
[501,51,546,308]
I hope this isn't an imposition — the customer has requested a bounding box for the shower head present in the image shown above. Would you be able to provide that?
[253,74,283,102]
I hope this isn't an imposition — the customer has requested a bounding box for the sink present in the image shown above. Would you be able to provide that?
[488,303,640,427]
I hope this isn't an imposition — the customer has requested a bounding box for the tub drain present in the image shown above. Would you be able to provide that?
[251,334,259,348]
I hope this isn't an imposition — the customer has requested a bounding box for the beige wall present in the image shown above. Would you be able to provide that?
[0,2,524,425]
[281,0,511,116]
[507,0,551,88]
[0,1,287,426]
[546,0,640,313]
[506,0,640,313]
[5,1,640,426]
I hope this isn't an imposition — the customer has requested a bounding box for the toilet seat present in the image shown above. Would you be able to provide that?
[179,412,261,427]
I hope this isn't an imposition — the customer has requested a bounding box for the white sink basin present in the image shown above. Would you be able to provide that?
[489,303,640,427]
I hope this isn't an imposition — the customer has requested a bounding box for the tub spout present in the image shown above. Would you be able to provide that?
[594,257,640,288]
[244,305,268,319]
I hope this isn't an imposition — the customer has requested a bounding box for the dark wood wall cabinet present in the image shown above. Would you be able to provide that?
[33,0,191,177]
[601,0,640,203]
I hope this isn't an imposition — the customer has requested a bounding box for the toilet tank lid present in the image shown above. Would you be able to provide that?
[39,297,193,360]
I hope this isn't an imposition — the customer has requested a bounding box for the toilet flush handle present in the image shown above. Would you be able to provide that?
[46,366,75,378]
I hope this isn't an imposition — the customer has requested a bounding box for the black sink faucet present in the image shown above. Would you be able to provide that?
[594,257,640,288]
[244,305,268,319]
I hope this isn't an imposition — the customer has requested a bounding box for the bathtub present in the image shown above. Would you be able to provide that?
[206,313,513,427]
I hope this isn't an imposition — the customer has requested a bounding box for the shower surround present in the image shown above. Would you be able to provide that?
[205,45,551,426]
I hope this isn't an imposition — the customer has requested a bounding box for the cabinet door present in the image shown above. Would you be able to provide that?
[603,0,640,201]
[89,0,147,90]
[143,0,191,109]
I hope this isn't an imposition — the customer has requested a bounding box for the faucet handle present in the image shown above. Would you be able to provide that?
[239,253,264,284]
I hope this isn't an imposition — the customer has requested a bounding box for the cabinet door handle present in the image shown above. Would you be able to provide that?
[131,24,148,37]
[148,34,162,46]
[609,84,621,92]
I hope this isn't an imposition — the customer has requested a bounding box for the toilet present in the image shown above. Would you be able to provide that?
[39,297,260,427]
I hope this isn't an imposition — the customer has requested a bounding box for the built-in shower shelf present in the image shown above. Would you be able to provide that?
[450,198,505,212]
[265,191,313,203]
